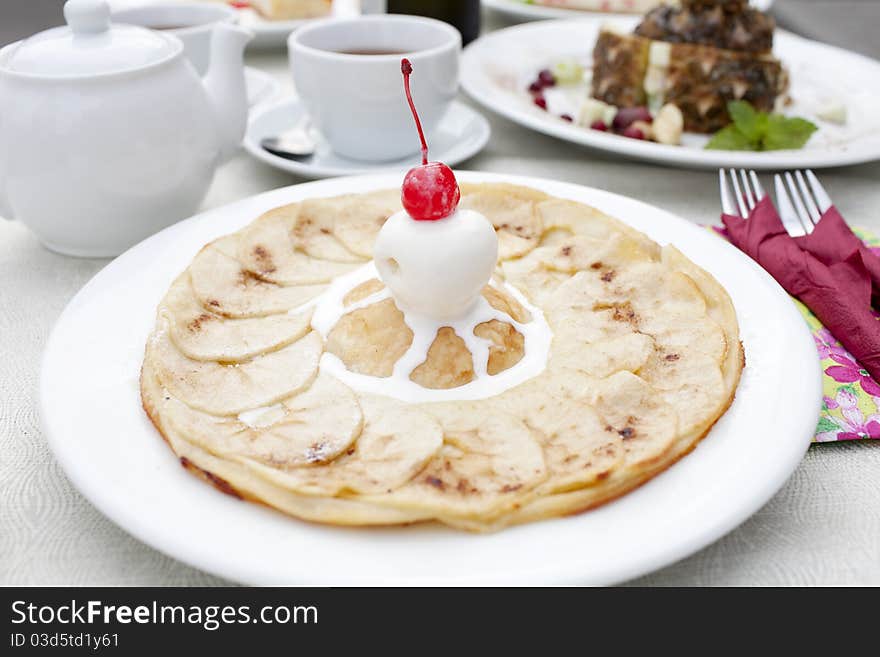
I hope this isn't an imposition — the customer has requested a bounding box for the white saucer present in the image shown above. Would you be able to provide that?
[245,67,281,110]
[244,98,491,179]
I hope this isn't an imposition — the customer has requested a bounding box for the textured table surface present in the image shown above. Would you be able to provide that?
[2,1,880,586]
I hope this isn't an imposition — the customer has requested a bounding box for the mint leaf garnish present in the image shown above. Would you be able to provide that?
[705,101,818,151]
[764,114,819,150]
[705,124,754,150]
[727,100,763,141]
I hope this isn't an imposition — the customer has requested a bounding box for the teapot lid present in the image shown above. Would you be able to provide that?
[3,0,179,77]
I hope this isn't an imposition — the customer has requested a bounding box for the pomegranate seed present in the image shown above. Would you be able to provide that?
[612,106,653,132]
[537,69,556,87]
[534,95,547,110]
[560,114,574,122]
[590,120,608,131]
[622,126,645,140]
[528,81,543,94]
[400,59,460,221]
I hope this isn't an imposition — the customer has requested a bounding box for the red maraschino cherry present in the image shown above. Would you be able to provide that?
[400,59,460,221]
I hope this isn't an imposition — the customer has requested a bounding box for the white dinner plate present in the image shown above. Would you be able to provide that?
[237,0,360,48]
[108,0,360,48]
[484,0,773,22]
[244,98,491,178]
[462,18,880,169]
[41,172,821,585]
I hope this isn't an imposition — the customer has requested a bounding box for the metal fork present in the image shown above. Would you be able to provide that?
[719,167,766,216]
[719,168,832,238]
[774,170,833,236]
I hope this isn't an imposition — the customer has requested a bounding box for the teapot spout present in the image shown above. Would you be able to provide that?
[203,24,254,163]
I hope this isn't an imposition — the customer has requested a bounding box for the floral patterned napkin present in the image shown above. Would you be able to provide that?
[712,225,880,442]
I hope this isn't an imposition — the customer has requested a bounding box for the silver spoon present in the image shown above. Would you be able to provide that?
[261,117,317,160]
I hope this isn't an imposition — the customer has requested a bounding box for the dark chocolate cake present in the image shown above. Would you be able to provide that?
[591,0,788,133]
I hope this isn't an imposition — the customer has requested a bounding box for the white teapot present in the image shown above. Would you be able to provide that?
[0,0,253,256]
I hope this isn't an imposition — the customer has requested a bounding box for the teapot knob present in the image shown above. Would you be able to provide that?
[64,0,111,35]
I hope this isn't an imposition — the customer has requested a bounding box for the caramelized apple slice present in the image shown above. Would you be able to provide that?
[162,274,313,362]
[236,204,360,285]
[189,236,326,318]
[149,320,321,415]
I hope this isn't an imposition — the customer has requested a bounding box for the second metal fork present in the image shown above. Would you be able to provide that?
[774,170,833,237]
[719,168,833,237]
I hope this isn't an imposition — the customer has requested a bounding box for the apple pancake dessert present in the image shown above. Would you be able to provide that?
[141,60,742,532]
[141,179,742,531]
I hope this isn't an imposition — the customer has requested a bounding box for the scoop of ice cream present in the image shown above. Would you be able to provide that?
[374,208,498,320]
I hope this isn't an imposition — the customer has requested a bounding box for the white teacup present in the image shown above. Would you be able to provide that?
[288,15,461,162]
[112,3,237,75]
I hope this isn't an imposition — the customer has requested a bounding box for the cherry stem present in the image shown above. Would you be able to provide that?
[401,58,428,166]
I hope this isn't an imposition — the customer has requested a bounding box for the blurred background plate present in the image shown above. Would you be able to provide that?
[462,17,880,169]
[107,0,360,48]
[483,0,773,22]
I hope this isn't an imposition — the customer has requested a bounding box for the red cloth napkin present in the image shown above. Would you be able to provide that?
[722,197,880,384]
[794,206,880,305]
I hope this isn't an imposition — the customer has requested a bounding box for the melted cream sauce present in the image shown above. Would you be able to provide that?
[307,262,553,403]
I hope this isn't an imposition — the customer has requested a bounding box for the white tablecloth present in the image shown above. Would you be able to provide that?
[2,6,880,586]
